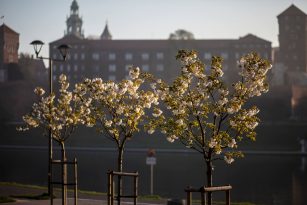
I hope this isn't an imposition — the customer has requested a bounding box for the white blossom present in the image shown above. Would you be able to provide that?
[228,139,237,148]
[34,87,45,96]
[209,138,218,148]
[224,156,234,164]
[148,129,155,134]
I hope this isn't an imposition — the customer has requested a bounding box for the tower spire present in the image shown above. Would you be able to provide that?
[65,0,84,38]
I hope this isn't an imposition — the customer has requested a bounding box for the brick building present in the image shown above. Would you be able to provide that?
[0,24,19,82]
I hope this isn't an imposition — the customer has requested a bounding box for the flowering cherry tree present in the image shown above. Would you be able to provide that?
[77,67,159,172]
[146,50,271,203]
[18,74,93,163]
[18,74,93,204]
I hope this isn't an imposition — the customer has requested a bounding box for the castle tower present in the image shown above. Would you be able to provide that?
[277,4,307,73]
[0,24,19,64]
[65,0,84,38]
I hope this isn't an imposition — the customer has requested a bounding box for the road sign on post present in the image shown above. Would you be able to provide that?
[146,157,156,165]
[146,149,156,195]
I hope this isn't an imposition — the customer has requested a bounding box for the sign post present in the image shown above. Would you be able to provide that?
[146,149,156,195]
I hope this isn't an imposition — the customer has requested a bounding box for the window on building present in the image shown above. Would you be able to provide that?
[204,53,211,60]
[53,65,57,72]
[157,64,164,71]
[81,53,85,60]
[125,65,132,71]
[142,64,149,72]
[109,53,116,60]
[53,53,57,59]
[221,52,229,60]
[60,64,64,72]
[92,53,100,60]
[74,53,78,60]
[109,75,116,81]
[235,52,240,59]
[81,65,85,72]
[109,64,116,72]
[53,75,57,81]
[125,53,133,60]
[74,65,78,72]
[156,52,164,60]
[67,54,71,60]
[94,65,100,72]
[264,53,268,59]
[223,64,229,71]
[141,53,149,60]
[67,64,71,72]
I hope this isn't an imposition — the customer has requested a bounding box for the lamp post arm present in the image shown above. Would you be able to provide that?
[36,56,67,62]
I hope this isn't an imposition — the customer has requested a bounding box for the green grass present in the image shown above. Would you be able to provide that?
[0,196,16,203]
[0,182,47,191]
[0,182,256,205]
[11,192,54,200]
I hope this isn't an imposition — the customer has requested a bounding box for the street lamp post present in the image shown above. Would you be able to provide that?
[30,40,70,196]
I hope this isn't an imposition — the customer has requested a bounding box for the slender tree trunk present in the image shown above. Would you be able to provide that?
[60,142,67,205]
[117,145,124,172]
[117,145,124,205]
[205,152,213,205]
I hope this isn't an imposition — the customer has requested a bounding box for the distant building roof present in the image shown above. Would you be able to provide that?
[238,33,271,44]
[0,23,19,35]
[277,4,307,18]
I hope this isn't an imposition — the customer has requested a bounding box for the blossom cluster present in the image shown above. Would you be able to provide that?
[18,74,93,143]
[76,67,159,144]
[146,50,271,165]
[18,50,271,167]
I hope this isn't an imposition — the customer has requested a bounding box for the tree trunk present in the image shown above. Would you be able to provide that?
[117,145,124,172]
[60,141,67,205]
[117,145,124,205]
[205,152,213,205]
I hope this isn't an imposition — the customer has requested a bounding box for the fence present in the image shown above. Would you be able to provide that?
[50,157,78,205]
[107,171,139,205]
[185,185,232,205]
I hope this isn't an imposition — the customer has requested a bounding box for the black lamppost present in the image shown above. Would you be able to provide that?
[30,40,70,196]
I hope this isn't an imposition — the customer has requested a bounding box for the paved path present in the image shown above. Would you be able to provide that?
[0,183,167,205]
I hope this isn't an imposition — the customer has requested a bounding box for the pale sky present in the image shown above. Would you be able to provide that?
[1,0,307,58]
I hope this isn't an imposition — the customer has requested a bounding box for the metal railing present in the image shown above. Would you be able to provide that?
[51,158,78,205]
[185,185,232,205]
[107,171,138,205]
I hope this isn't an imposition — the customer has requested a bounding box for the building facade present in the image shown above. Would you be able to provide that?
[50,0,271,86]
[275,4,307,85]
[0,24,19,82]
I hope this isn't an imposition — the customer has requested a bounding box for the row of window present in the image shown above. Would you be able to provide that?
[234,44,269,49]
[53,64,85,72]
[53,52,164,61]
[53,64,165,73]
